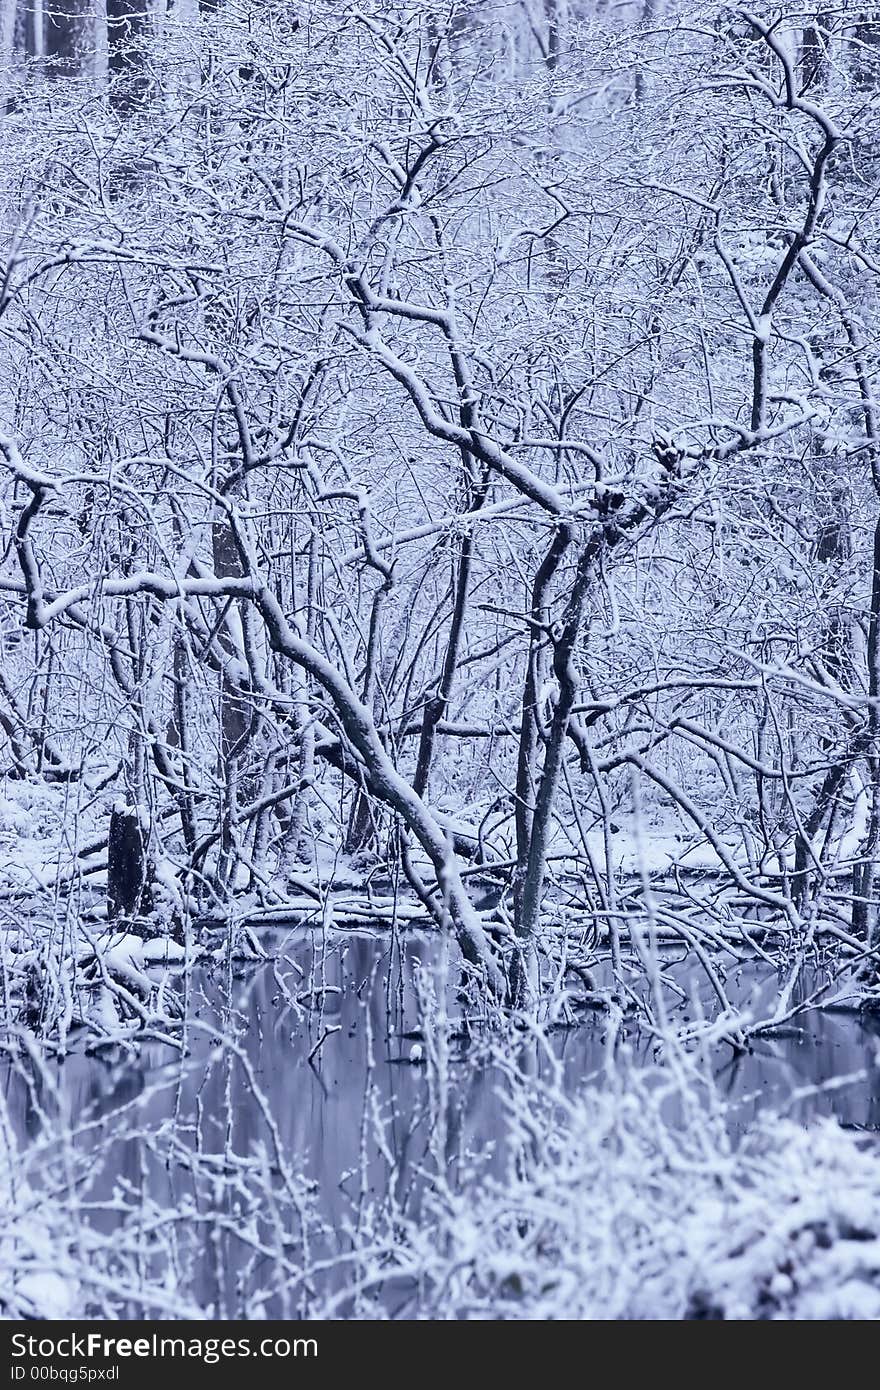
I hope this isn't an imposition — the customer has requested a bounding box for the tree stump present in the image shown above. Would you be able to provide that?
[107,803,153,933]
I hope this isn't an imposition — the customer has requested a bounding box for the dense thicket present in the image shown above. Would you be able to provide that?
[1,0,879,1033]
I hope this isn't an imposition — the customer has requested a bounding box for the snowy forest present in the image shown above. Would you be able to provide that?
[1,0,880,1323]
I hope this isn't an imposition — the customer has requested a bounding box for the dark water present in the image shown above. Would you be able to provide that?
[3,927,880,1315]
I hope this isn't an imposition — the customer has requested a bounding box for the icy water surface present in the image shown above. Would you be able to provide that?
[3,927,880,1314]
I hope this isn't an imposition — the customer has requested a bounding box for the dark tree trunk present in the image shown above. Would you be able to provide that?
[512,535,597,1004]
[107,804,153,930]
[211,511,256,888]
[107,0,149,108]
[514,524,571,870]
[45,0,86,74]
[801,12,833,89]
[412,531,473,800]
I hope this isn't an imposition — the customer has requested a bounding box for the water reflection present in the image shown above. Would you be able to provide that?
[2,928,880,1314]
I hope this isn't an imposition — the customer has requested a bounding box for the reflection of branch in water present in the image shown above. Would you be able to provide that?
[308,1025,340,1066]
[713,1046,744,1098]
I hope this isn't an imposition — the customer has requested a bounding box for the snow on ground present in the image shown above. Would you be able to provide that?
[0,776,106,897]
[0,778,73,891]
[379,1065,880,1320]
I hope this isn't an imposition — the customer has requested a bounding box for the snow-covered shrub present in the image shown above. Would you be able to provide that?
[357,1058,880,1320]
[0,780,71,891]
[7,929,188,1050]
[0,1092,197,1318]
[3,1026,879,1320]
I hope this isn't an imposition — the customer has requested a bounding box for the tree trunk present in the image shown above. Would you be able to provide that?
[0,0,17,106]
[93,0,109,84]
[211,511,253,889]
[45,0,86,75]
[854,517,880,946]
[107,0,149,108]
[514,524,571,872]
[412,531,473,799]
[513,534,597,1004]
[108,803,153,931]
